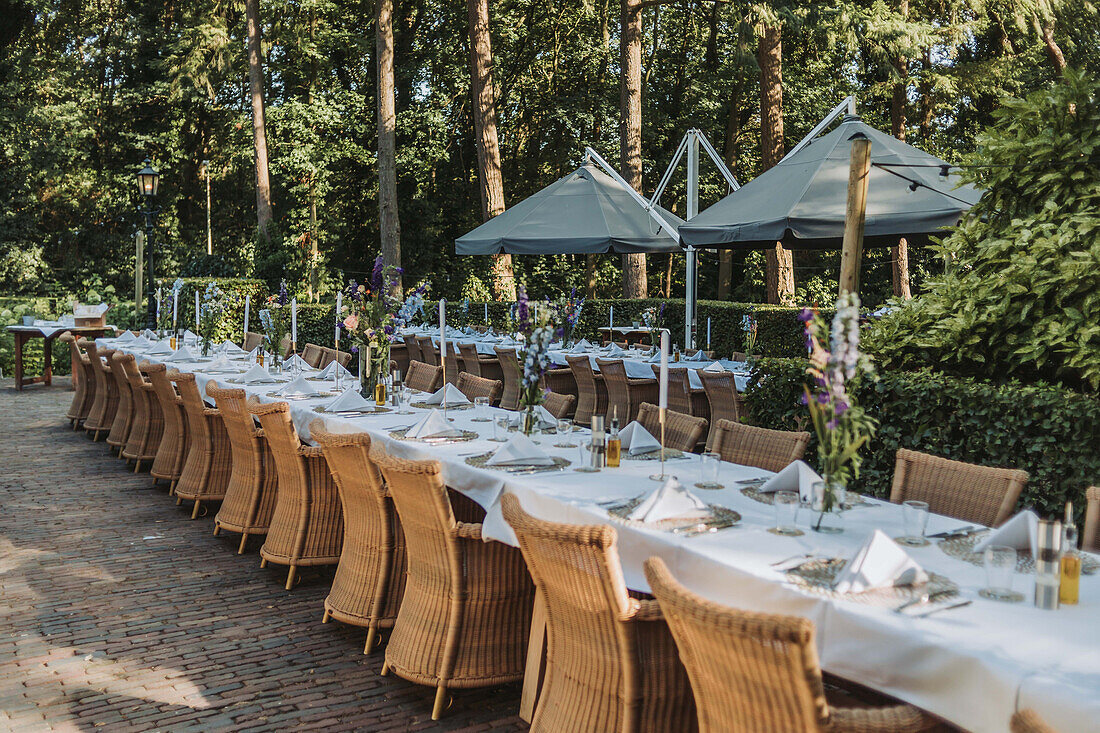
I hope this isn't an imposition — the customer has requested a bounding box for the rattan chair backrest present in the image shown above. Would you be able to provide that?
[712,419,810,472]
[1085,486,1100,553]
[320,346,352,369]
[644,556,828,732]
[416,336,438,366]
[402,334,422,363]
[247,399,302,474]
[172,372,212,446]
[1010,709,1058,733]
[243,331,264,351]
[457,343,483,377]
[636,402,707,453]
[696,370,742,428]
[889,448,1028,527]
[543,391,576,420]
[650,366,694,416]
[206,383,258,458]
[566,354,606,426]
[493,347,522,410]
[406,360,443,393]
[301,343,325,368]
[456,371,502,404]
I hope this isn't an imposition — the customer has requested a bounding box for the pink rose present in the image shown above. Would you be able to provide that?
[343,314,359,330]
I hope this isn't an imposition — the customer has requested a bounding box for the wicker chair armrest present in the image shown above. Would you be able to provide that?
[140,383,156,392]
[824,704,930,732]
[298,446,325,459]
[621,598,664,622]
[253,428,264,439]
[452,522,483,540]
[202,407,220,417]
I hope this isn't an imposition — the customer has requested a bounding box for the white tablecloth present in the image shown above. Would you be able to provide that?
[106,335,1100,733]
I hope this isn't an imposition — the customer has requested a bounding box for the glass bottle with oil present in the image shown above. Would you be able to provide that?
[1060,502,1080,605]
[606,408,621,468]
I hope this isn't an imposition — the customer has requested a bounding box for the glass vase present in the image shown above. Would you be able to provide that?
[270,351,283,375]
[522,405,537,436]
[359,349,378,399]
[811,479,846,534]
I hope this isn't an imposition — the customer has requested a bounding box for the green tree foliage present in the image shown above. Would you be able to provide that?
[867,70,1100,391]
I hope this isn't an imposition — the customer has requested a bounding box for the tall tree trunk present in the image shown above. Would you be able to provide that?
[890,0,911,299]
[918,49,933,141]
[620,0,647,299]
[1038,18,1067,74]
[586,0,612,299]
[468,0,515,301]
[246,0,273,240]
[377,0,402,296]
[307,8,319,302]
[718,79,745,300]
[758,25,793,304]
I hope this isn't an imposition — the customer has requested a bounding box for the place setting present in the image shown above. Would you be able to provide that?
[390,409,478,444]
[464,432,571,474]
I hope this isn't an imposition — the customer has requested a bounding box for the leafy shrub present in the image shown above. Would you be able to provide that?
[744,357,1100,520]
[867,71,1100,392]
[156,278,266,343]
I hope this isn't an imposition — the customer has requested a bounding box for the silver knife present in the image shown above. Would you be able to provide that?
[927,525,979,539]
[914,600,972,618]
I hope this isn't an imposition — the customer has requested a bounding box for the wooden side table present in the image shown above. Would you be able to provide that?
[7,325,116,390]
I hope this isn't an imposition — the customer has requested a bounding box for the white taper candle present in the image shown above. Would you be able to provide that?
[484,302,488,323]
[243,294,250,338]
[291,299,297,343]
[172,292,177,330]
[439,299,446,357]
[335,292,342,346]
[194,291,200,330]
[707,317,711,349]
[659,329,669,409]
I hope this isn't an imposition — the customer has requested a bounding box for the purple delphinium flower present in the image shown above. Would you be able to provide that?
[798,308,813,323]
[516,286,530,331]
[278,280,289,306]
[371,256,385,292]
[826,418,839,430]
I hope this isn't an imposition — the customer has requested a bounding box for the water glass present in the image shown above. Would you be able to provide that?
[489,412,510,442]
[899,500,931,546]
[555,419,576,448]
[694,452,722,490]
[472,396,491,422]
[981,545,1022,602]
[396,386,412,414]
[575,441,599,472]
[770,491,803,536]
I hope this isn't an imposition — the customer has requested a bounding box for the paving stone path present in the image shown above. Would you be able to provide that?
[0,379,525,732]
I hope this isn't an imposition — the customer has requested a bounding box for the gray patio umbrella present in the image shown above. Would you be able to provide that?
[678,115,981,250]
[455,164,683,255]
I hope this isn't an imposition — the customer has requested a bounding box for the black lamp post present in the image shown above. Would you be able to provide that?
[136,158,160,330]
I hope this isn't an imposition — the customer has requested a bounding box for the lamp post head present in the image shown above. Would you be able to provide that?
[137,158,160,198]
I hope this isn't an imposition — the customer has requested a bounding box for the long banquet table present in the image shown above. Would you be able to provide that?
[104,335,1100,733]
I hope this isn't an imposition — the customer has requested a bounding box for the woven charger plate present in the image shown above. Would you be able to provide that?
[622,448,684,461]
[741,486,868,508]
[606,495,741,532]
[410,401,473,411]
[939,531,1099,575]
[312,404,392,415]
[390,427,479,443]
[464,452,571,473]
[266,390,338,400]
[785,558,959,607]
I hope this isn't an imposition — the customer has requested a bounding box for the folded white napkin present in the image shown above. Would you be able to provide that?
[703,361,727,373]
[131,335,152,349]
[571,339,594,353]
[117,331,136,343]
[277,374,318,397]
[833,529,929,594]
[317,360,352,380]
[407,409,463,439]
[509,405,556,430]
[220,340,247,356]
[246,347,262,363]
[238,364,277,384]
[203,354,236,372]
[283,354,316,373]
[423,383,471,406]
[603,344,626,357]
[618,421,662,455]
[486,434,554,466]
[326,388,374,412]
[146,340,174,356]
[758,460,822,504]
[627,478,708,523]
[684,350,709,362]
[141,329,157,340]
[646,351,662,364]
[166,345,199,363]
[183,329,199,342]
[974,510,1039,558]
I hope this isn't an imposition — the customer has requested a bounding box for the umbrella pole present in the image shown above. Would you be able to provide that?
[840,134,872,296]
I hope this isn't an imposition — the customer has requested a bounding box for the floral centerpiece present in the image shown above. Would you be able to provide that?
[741,312,758,356]
[640,302,666,353]
[800,292,876,533]
[556,287,585,347]
[198,281,226,356]
[513,286,557,435]
[258,280,291,371]
[339,256,402,399]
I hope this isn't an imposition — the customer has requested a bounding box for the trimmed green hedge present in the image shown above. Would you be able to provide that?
[165,278,267,343]
[426,299,823,359]
[744,358,1100,521]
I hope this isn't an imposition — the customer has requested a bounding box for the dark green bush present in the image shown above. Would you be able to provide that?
[165,278,267,343]
[744,357,1100,520]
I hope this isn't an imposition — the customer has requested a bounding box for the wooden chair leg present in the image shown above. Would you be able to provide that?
[175,497,183,506]
[363,626,378,654]
[212,524,220,536]
[260,558,268,568]
[237,532,249,554]
[380,660,390,676]
[322,609,330,623]
[285,565,297,591]
[190,500,201,519]
[431,685,449,720]
[133,460,141,473]
[168,480,176,496]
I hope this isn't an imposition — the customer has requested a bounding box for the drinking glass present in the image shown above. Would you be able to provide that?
[575,441,600,472]
[489,412,509,442]
[472,396,491,422]
[769,491,803,536]
[554,419,576,448]
[980,545,1023,602]
[899,500,930,546]
[396,385,412,414]
[694,452,722,490]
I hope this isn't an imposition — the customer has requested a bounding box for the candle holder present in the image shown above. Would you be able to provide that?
[649,407,669,482]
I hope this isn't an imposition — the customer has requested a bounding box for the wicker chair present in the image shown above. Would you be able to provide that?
[311,420,407,654]
[597,358,659,424]
[207,383,279,554]
[301,343,325,368]
[243,331,264,351]
[416,336,439,366]
[696,370,744,452]
[83,343,119,442]
[1084,486,1100,553]
[889,449,1028,528]
[501,494,697,733]
[493,347,522,410]
[318,346,352,370]
[712,419,810,473]
[636,403,708,453]
[119,358,165,472]
[651,366,709,423]
[402,334,423,364]
[566,354,608,427]
[172,372,232,519]
[540,366,577,403]
[249,399,344,590]
[441,341,461,386]
[406,361,443,393]
[373,449,534,719]
[106,351,135,456]
[457,343,491,378]
[147,365,189,494]
[1009,709,1057,733]
[456,371,503,405]
[644,557,933,733]
[61,334,95,428]
[543,391,576,420]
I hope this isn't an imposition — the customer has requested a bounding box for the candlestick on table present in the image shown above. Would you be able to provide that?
[243,294,250,342]
[334,293,343,390]
[195,291,200,332]
[439,299,447,412]
[707,317,711,349]
[652,329,670,481]
[172,293,178,332]
[484,302,488,324]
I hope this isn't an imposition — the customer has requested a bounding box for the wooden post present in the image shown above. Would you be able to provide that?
[135,230,144,323]
[839,135,872,296]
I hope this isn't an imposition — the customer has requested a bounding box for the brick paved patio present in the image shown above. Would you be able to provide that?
[0,379,525,732]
